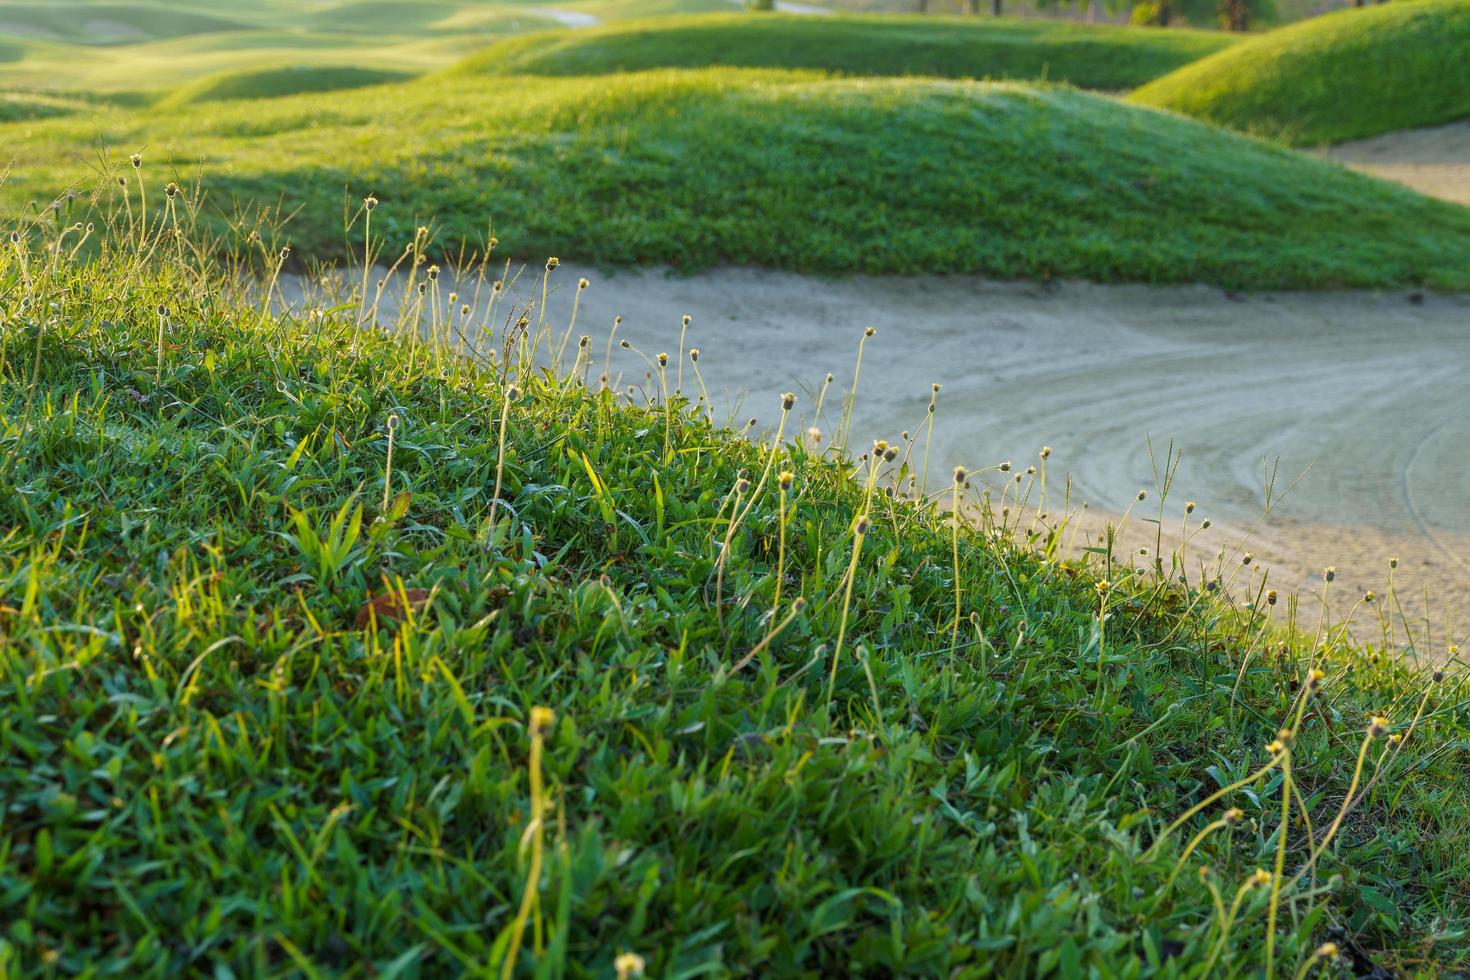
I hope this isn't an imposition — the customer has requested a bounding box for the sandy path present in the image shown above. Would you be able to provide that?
[1323,120,1470,206]
[291,266,1470,651]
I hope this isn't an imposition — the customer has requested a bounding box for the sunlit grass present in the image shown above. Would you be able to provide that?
[1,171,1467,974]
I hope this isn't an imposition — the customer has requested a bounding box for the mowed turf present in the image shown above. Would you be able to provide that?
[1131,0,1470,145]
[9,68,1470,289]
[455,12,1239,90]
[159,65,415,106]
[3,207,1468,975]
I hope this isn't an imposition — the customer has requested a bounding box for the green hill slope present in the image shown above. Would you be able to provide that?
[1131,0,1470,145]
[158,64,414,106]
[9,69,1470,288]
[3,203,1467,975]
[454,12,1238,90]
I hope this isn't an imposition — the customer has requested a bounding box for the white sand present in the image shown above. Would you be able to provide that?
[290,264,1470,650]
[1323,120,1470,206]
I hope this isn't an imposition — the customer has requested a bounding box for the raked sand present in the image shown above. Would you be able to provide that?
[1324,119,1470,207]
[290,264,1470,652]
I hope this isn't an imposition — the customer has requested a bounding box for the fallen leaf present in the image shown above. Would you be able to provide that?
[355,588,431,629]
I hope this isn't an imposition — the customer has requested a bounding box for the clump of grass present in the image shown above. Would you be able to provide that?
[1,179,1468,977]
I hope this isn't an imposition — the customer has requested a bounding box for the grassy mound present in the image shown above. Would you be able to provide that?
[13,69,1470,289]
[1,199,1466,976]
[159,64,415,106]
[0,91,90,122]
[0,3,243,44]
[1131,0,1470,145]
[453,12,1238,91]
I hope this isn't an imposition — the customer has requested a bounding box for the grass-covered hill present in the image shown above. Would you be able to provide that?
[0,2,244,44]
[11,68,1470,289]
[455,12,1239,90]
[158,65,415,107]
[1131,0,1470,145]
[1,187,1467,976]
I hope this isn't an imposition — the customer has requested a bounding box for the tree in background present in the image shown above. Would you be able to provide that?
[1130,0,1274,29]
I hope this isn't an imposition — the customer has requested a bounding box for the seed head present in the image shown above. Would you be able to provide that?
[1363,591,1376,604]
[1095,580,1111,596]
[578,277,589,290]
[1040,445,1051,460]
[953,465,966,484]
[461,304,471,316]
[863,326,875,338]
[165,182,180,199]
[1368,715,1390,737]
[1389,556,1399,569]
[1266,590,1277,606]
[1200,519,1213,530]
[1306,668,1326,691]
[736,478,751,494]
[807,426,823,444]
[1433,668,1445,683]
[363,195,379,211]
[781,392,796,411]
[1136,490,1146,502]
[999,461,1011,473]
[579,335,590,348]
[1242,553,1253,565]
[689,348,699,362]
[792,596,807,612]
[682,314,692,327]
[546,257,559,270]
[657,352,668,367]
[492,280,503,293]
[427,265,439,281]
[778,471,794,492]
[855,515,870,535]
[1025,465,1036,475]
[825,373,834,384]
[130,153,141,169]
[614,952,646,980]
[872,439,889,456]
[157,304,169,317]
[1223,807,1243,824]
[1325,565,1336,582]
[1249,869,1272,888]
[7,230,17,245]
[117,176,127,187]
[386,414,399,432]
[1185,500,1196,514]
[529,706,555,734]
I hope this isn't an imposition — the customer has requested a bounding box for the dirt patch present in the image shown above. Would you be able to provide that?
[1323,120,1470,206]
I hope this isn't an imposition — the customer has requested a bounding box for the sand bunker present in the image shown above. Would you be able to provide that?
[289,265,1470,651]
[1324,120,1470,206]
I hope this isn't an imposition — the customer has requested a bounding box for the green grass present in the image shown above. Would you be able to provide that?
[9,68,1470,289]
[1131,0,1470,145]
[454,12,1239,90]
[159,65,416,106]
[0,3,244,44]
[1,186,1467,976]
